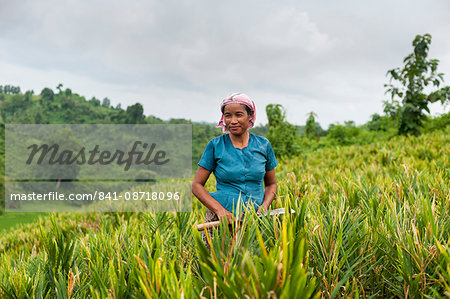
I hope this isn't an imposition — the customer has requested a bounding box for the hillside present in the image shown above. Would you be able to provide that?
[0,128,448,297]
[0,86,225,215]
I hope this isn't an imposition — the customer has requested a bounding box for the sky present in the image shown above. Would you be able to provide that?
[1,0,449,128]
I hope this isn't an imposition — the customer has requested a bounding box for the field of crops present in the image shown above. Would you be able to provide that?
[0,128,449,298]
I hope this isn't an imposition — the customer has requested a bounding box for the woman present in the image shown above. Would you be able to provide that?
[192,93,278,243]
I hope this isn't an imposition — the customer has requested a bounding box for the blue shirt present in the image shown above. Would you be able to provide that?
[198,133,278,215]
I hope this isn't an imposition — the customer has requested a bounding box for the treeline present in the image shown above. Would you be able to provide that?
[265,103,449,158]
[0,85,224,214]
[0,86,221,167]
[0,85,21,95]
[266,34,450,157]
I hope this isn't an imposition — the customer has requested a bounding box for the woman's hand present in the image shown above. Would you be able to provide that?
[259,169,277,215]
[256,204,268,216]
[192,166,233,224]
[215,208,234,225]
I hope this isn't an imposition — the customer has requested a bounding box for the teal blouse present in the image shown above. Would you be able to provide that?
[198,133,278,215]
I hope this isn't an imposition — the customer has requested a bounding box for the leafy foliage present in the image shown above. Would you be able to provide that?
[0,85,21,94]
[384,34,450,135]
[305,111,317,139]
[266,104,299,157]
[366,113,395,132]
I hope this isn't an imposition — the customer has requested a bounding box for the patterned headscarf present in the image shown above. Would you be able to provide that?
[216,93,256,133]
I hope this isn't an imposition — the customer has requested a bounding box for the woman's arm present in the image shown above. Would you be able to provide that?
[191,166,234,224]
[257,169,277,214]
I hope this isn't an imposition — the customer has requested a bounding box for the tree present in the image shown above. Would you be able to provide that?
[327,122,362,146]
[102,97,111,108]
[65,88,72,97]
[89,97,100,106]
[40,88,54,102]
[266,104,285,127]
[382,98,401,120]
[23,90,33,108]
[366,113,394,132]
[384,34,450,135]
[266,104,298,157]
[1,85,20,94]
[126,103,145,124]
[35,112,43,124]
[305,111,317,139]
[56,83,63,94]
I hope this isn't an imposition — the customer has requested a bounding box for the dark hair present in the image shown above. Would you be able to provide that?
[222,104,252,116]
[243,105,252,116]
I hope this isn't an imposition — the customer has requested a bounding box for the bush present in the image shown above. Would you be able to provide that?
[266,104,299,157]
[423,111,450,132]
[327,123,365,145]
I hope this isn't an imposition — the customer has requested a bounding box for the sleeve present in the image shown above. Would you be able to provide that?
[198,140,216,172]
[265,141,278,171]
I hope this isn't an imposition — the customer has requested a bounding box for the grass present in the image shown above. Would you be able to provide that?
[0,212,47,234]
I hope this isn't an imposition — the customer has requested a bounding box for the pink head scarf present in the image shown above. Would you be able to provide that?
[216,92,256,133]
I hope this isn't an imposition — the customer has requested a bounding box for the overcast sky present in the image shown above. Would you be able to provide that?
[1,0,449,127]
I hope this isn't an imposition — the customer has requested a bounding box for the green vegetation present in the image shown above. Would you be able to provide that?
[384,34,450,136]
[0,33,449,297]
[305,111,318,139]
[0,128,448,297]
[0,122,4,216]
[266,104,299,157]
[0,212,47,234]
[0,85,223,214]
[263,34,449,159]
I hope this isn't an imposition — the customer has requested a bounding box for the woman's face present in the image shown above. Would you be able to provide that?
[223,103,253,136]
